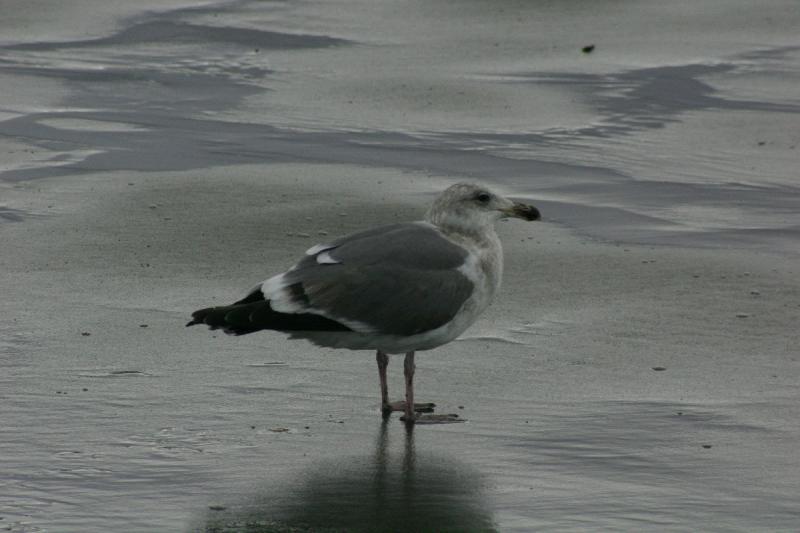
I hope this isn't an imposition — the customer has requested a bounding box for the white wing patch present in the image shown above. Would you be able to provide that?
[305,243,336,256]
[316,251,340,265]
[261,273,301,314]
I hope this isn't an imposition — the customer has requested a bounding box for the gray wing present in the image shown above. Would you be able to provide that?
[280,223,475,336]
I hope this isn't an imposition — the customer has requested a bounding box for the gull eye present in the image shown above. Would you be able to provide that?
[475,192,491,204]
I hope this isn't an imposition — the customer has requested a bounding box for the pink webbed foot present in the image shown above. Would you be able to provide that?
[382,401,436,415]
[399,412,464,424]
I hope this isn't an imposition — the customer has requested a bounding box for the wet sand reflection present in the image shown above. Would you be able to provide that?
[200,418,495,532]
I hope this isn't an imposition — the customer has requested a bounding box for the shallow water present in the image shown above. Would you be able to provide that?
[1,1,799,531]
[2,0,798,252]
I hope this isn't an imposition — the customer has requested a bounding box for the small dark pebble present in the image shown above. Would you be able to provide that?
[677,411,683,416]
[458,405,464,409]
[82,388,88,392]
[757,141,766,146]
[209,505,226,511]
[582,44,595,53]
[702,444,712,449]
[652,366,667,371]
[139,324,148,328]
[304,426,310,430]
[251,425,256,429]
[81,332,91,336]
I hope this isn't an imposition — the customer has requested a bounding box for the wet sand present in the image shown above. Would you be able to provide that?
[2,0,800,531]
[3,164,799,531]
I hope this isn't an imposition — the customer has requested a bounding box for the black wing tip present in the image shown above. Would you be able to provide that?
[233,288,266,306]
[186,318,217,328]
[187,285,355,335]
[186,307,214,328]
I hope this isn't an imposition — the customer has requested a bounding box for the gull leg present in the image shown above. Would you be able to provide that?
[378,350,435,416]
[402,351,416,422]
[377,350,390,414]
[399,351,464,425]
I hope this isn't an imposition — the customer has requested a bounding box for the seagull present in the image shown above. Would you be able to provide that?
[187,183,540,423]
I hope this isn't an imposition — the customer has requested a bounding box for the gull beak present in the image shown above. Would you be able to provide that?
[502,202,541,221]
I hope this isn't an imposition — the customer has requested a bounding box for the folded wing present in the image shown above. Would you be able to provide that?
[187,222,475,337]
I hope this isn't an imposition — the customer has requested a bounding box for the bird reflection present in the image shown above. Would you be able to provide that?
[200,418,495,532]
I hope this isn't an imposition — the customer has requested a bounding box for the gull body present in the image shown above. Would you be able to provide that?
[187,183,540,422]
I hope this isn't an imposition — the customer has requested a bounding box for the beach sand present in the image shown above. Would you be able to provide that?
[1,0,799,531]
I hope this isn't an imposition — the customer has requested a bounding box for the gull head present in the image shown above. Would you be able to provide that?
[426,183,541,234]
